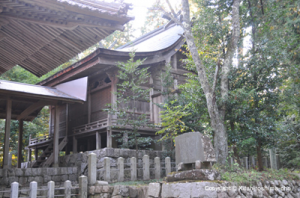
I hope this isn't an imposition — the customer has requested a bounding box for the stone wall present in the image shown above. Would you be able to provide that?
[148,180,300,198]
[89,181,149,198]
[87,179,300,198]
[58,148,176,182]
[0,167,78,187]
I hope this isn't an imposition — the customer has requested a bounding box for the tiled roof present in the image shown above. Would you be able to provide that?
[117,23,184,52]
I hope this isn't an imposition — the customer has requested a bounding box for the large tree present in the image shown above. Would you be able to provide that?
[160,0,240,164]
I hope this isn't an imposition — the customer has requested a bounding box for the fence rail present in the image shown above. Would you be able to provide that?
[29,135,53,146]
[73,118,108,134]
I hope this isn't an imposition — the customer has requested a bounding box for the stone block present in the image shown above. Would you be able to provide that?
[105,148,114,157]
[120,149,129,157]
[47,168,57,176]
[67,167,73,174]
[119,186,129,197]
[69,174,77,181]
[15,169,24,176]
[25,168,32,176]
[6,169,15,178]
[52,175,61,182]
[129,186,138,198]
[33,176,43,183]
[137,151,143,159]
[94,185,102,194]
[61,174,68,181]
[60,167,68,174]
[112,185,120,196]
[0,169,3,177]
[102,185,113,193]
[114,149,120,157]
[43,175,51,183]
[19,176,28,185]
[148,183,161,197]
[166,169,221,182]
[89,186,95,195]
[95,181,109,186]
[28,176,35,182]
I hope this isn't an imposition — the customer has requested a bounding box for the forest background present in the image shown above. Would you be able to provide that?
[0,0,299,170]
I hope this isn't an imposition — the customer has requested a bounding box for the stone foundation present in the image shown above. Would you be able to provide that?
[0,167,78,187]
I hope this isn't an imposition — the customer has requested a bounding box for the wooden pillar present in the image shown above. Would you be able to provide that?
[111,76,118,120]
[172,53,177,70]
[3,98,12,168]
[149,88,154,122]
[53,105,60,167]
[87,89,91,124]
[73,136,77,154]
[17,119,23,168]
[96,132,101,150]
[28,135,32,162]
[107,129,112,148]
[34,148,38,161]
[65,104,70,155]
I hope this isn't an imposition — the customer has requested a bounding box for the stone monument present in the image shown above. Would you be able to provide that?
[175,132,216,170]
[166,132,219,182]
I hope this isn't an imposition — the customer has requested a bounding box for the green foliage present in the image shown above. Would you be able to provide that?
[157,103,191,141]
[107,52,155,150]
[140,1,168,36]
[102,22,136,49]
[219,168,299,185]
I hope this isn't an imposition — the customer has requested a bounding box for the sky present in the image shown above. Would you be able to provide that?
[124,0,181,31]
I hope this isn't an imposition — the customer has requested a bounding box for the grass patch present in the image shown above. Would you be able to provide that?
[110,179,163,186]
[214,163,299,185]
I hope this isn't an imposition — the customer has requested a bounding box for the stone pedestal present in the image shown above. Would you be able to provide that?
[165,169,220,182]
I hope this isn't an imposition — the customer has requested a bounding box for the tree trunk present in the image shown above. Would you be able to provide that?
[180,0,240,164]
[256,138,263,171]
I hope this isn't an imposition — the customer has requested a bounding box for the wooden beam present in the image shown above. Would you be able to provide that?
[17,100,48,120]
[96,132,101,150]
[2,15,124,31]
[53,105,60,167]
[73,136,77,154]
[17,119,23,168]
[3,98,12,168]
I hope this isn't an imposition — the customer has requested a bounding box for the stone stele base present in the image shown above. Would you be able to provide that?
[165,169,220,182]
